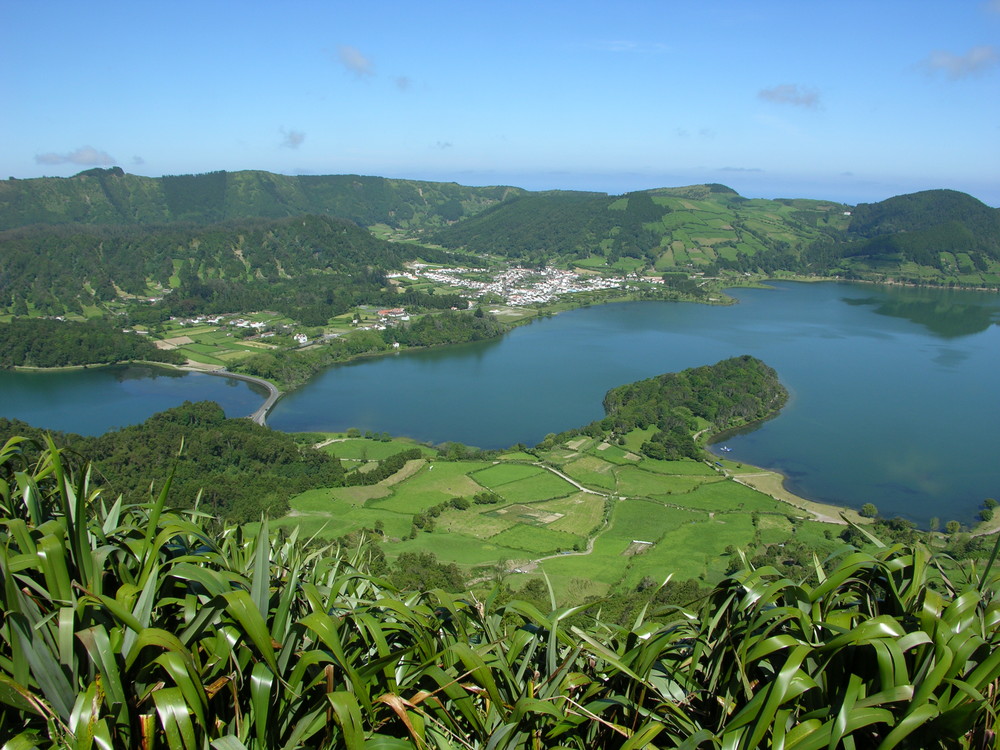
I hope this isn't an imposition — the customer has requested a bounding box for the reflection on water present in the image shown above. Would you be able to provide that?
[114,365,187,383]
[843,286,1000,338]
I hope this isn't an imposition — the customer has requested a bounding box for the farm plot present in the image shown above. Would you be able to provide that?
[391,533,528,567]
[489,524,582,556]
[368,461,490,513]
[491,471,577,503]
[275,501,411,540]
[670,479,788,513]
[472,463,544,488]
[560,456,616,490]
[591,444,642,465]
[437,509,514,539]
[606,499,706,545]
[619,512,758,586]
[489,503,565,526]
[638,457,718,476]
[613,466,713,498]
[538,493,606,535]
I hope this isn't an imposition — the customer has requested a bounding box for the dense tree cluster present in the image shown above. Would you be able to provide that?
[599,355,788,460]
[232,309,506,390]
[0,214,459,320]
[0,317,183,368]
[0,401,344,521]
[391,308,504,346]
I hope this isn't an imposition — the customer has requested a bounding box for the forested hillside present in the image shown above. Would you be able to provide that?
[0,317,183,368]
[807,189,1000,277]
[0,168,525,230]
[3,170,999,327]
[0,401,345,521]
[431,183,1000,286]
[428,184,851,271]
[0,214,460,322]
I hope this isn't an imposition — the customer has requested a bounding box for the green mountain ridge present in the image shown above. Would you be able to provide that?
[0,167,530,230]
[2,170,999,322]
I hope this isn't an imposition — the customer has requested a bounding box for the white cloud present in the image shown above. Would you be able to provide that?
[35,146,116,166]
[394,75,412,91]
[280,128,306,149]
[921,45,999,79]
[336,45,374,78]
[758,84,820,108]
[985,0,1000,14]
[720,166,764,173]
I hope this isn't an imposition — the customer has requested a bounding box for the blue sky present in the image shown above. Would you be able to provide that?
[3,1,999,205]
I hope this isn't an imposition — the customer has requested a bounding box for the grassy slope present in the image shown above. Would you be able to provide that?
[275,431,848,602]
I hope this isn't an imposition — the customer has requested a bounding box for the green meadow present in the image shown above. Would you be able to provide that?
[275,428,846,601]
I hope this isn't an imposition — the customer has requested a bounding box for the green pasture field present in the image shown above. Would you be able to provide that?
[573,256,612,271]
[621,427,656,452]
[320,437,437,461]
[612,499,705,538]
[438,508,514,538]
[496,450,538,462]
[613,466,717,498]
[472,462,544,488]
[490,471,576,503]
[537,493,606,535]
[590,443,641,465]
[623,513,758,585]
[389,532,527,566]
[489,524,582,555]
[673,480,791,513]
[278,421,846,599]
[561,456,616,490]
[637,458,718,476]
[368,461,490,513]
[183,343,225,354]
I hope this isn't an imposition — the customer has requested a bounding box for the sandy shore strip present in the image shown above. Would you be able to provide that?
[729,469,865,525]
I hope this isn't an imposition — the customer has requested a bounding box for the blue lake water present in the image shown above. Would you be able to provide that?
[2,281,998,525]
[0,364,267,435]
[269,282,1000,526]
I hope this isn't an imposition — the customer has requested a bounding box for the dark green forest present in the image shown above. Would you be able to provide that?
[231,308,504,390]
[0,214,464,323]
[0,317,184,368]
[0,168,524,230]
[604,355,788,460]
[0,401,345,522]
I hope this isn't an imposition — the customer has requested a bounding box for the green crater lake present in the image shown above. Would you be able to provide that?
[2,282,998,525]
